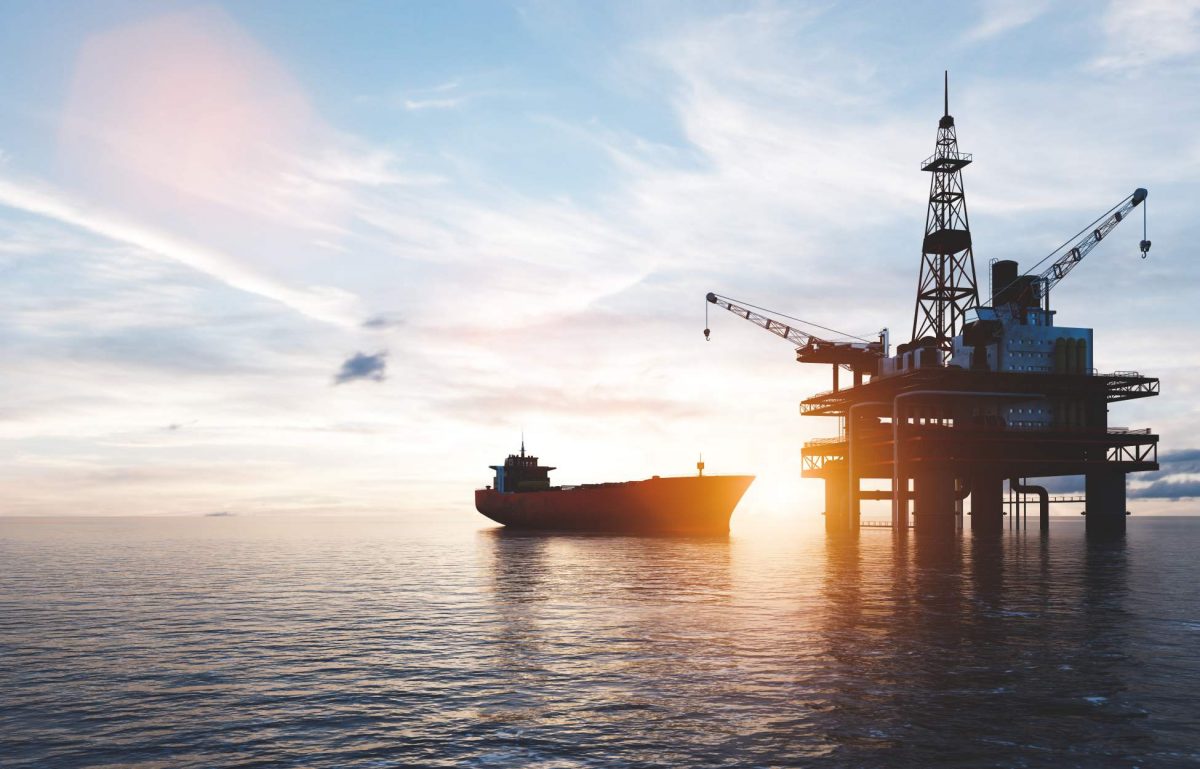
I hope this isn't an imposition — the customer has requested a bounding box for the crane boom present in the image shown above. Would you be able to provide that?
[705,292,887,375]
[706,292,820,349]
[1035,188,1148,301]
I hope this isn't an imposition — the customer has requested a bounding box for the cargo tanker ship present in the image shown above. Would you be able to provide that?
[474,442,754,534]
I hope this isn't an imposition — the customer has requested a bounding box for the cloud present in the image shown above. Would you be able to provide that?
[1130,480,1200,500]
[1125,448,1200,499]
[333,351,388,385]
[1159,448,1200,467]
[0,7,386,329]
[1092,0,1200,72]
[1033,475,1085,494]
[300,146,443,187]
[392,78,473,111]
[1137,448,1200,478]
[962,0,1048,42]
[362,315,403,330]
[0,175,362,327]
[403,97,466,111]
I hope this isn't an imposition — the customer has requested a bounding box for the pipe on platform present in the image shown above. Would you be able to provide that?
[892,390,1047,530]
[847,400,888,532]
[1010,477,1050,532]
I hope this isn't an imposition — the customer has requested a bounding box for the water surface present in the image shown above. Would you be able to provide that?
[2,514,1198,768]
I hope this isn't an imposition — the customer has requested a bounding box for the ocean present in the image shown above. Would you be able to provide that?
[2,514,1198,768]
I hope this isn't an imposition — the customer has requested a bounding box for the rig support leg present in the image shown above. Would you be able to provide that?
[971,474,1004,536]
[1085,471,1127,537]
[824,467,851,535]
[892,475,909,530]
[913,472,956,538]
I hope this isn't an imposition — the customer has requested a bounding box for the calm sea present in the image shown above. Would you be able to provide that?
[2,513,1198,768]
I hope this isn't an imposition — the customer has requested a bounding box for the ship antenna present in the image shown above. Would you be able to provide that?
[697,452,705,477]
[521,430,525,457]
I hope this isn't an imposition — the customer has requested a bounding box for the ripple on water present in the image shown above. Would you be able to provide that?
[1,515,1199,768]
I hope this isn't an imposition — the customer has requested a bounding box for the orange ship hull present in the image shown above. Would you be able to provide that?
[474,475,754,534]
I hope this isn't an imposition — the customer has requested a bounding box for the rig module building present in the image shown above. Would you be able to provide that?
[708,76,1159,537]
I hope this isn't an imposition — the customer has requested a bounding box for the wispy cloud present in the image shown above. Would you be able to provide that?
[1092,0,1200,72]
[362,315,402,330]
[962,0,1048,42]
[403,97,466,111]
[394,78,471,111]
[1131,480,1200,500]
[0,175,362,327]
[1129,449,1200,500]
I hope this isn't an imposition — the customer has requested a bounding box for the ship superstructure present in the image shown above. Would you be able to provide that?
[488,439,555,493]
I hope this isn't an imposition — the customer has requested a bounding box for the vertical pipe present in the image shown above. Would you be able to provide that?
[1011,477,1049,534]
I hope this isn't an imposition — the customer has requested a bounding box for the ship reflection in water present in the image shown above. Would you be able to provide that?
[2,515,1198,767]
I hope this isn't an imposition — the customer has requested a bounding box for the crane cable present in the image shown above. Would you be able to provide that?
[1141,198,1150,258]
[992,189,1149,304]
[1021,191,1134,279]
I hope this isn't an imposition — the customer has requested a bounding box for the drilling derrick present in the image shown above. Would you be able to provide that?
[912,72,980,353]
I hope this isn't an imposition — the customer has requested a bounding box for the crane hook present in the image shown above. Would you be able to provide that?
[704,299,711,340]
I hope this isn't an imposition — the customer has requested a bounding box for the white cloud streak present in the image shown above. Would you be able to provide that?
[962,0,1048,42]
[403,97,466,111]
[0,175,362,327]
[1092,0,1200,72]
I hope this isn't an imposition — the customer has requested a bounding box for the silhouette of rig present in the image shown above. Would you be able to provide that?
[706,74,1158,537]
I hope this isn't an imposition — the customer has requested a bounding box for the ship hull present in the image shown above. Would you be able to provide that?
[474,475,754,534]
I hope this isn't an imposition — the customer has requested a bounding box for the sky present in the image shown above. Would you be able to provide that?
[1,0,1199,518]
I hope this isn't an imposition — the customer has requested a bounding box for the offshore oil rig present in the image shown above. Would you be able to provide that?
[705,75,1159,537]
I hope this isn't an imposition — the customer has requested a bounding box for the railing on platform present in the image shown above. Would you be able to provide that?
[920,150,972,170]
[803,436,847,448]
[860,519,913,528]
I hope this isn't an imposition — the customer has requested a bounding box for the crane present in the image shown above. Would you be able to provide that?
[998,188,1149,311]
[705,292,888,391]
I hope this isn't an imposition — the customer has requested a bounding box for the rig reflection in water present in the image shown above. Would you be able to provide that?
[475,519,1190,768]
